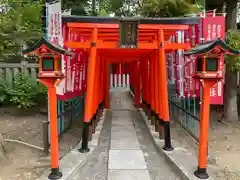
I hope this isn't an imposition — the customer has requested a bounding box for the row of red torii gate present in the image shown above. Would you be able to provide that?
[22,3,236,180]
[57,14,226,104]
[43,1,226,104]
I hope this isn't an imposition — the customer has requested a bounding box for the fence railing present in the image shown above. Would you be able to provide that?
[169,99,200,142]
[168,83,201,142]
[0,61,39,87]
[110,73,130,89]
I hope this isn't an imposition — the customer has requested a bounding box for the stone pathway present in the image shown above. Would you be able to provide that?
[72,90,181,180]
[108,110,151,180]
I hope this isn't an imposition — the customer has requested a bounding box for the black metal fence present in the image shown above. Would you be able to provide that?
[43,94,85,154]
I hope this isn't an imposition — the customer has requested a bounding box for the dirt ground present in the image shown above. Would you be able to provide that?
[0,106,83,180]
[171,109,240,180]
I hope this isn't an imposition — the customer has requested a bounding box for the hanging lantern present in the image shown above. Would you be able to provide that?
[22,37,73,79]
[184,38,240,80]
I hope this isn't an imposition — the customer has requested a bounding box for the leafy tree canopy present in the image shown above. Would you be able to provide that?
[0,0,43,60]
[141,0,203,17]
[225,29,240,72]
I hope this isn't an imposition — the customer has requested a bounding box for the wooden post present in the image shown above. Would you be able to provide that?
[100,57,105,104]
[154,52,159,132]
[49,86,62,179]
[125,64,129,88]
[129,63,133,93]
[158,29,173,151]
[129,63,133,94]
[119,63,122,87]
[91,55,100,135]
[79,27,98,153]
[134,62,141,107]
[105,59,110,109]
[39,79,63,180]
[98,57,102,106]
[147,58,152,120]
[140,59,147,108]
[157,44,164,139]
[95,55,101,131]
[145,59,151,116]
[116,63,119,87]
[194,79,216,179]
[150,55,155,125]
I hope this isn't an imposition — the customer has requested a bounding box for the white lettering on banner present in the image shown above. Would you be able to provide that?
[212,24,217,39]
[217,25,221,37]
[80,71,83,90]
[67,59,72,91]
[218,81,221,96]
[219,59,223,76]
[210,87,217,97]
[207,24,212,40]
[72,65,76,92]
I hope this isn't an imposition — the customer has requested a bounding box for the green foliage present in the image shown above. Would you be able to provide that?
[62,0,88,10]
[71,6,89,16]
[0,0,43,60]
[0,79,8,104]
[93,0,203,17]
[225,29,240,72]
[141,0,202,17]
[99,9,109,16]
[100,0,124,15]
[0,74,47,109]
[106,0,142,16]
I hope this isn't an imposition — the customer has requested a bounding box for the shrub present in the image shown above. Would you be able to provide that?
[0,78,9,105]
[0,73,47,109]
[225,29,240,72]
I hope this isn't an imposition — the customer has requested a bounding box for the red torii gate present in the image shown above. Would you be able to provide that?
[62,16,197,153]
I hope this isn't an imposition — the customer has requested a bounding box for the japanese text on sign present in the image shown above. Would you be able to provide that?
[203,16,225,104]
[207,24,220,40]
[210,87,217,97]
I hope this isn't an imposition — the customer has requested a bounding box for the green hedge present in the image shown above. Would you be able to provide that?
[0,73,47,109]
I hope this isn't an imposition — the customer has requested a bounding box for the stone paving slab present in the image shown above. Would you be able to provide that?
[108,150,147,170]
[108,170,151,180]
[112,116,132,120]
[111,130,136,136]
[111,125,136,131]
[112,118,133,124]
[110,136,140,150]
[111,118,133,123]
[111,124,134,130]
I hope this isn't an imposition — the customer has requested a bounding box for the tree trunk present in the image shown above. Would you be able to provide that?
[0,132,6,160]
[92,0,97,16]
[224,68,238,122]
[224,0,239,122]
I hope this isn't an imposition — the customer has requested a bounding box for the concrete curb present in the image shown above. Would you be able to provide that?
[138,108,213,180]
[37,109,107,180]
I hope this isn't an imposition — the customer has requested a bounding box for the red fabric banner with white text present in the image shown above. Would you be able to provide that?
[202,16,225,104]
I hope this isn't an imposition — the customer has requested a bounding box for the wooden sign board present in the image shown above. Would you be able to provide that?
[119,19,139,48]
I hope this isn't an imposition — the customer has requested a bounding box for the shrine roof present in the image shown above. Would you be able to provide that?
[184,38,240,56]
[62,15,201,25]
[22,37,73,56]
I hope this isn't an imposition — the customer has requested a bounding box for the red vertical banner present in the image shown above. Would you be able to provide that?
[202,15,225,104]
